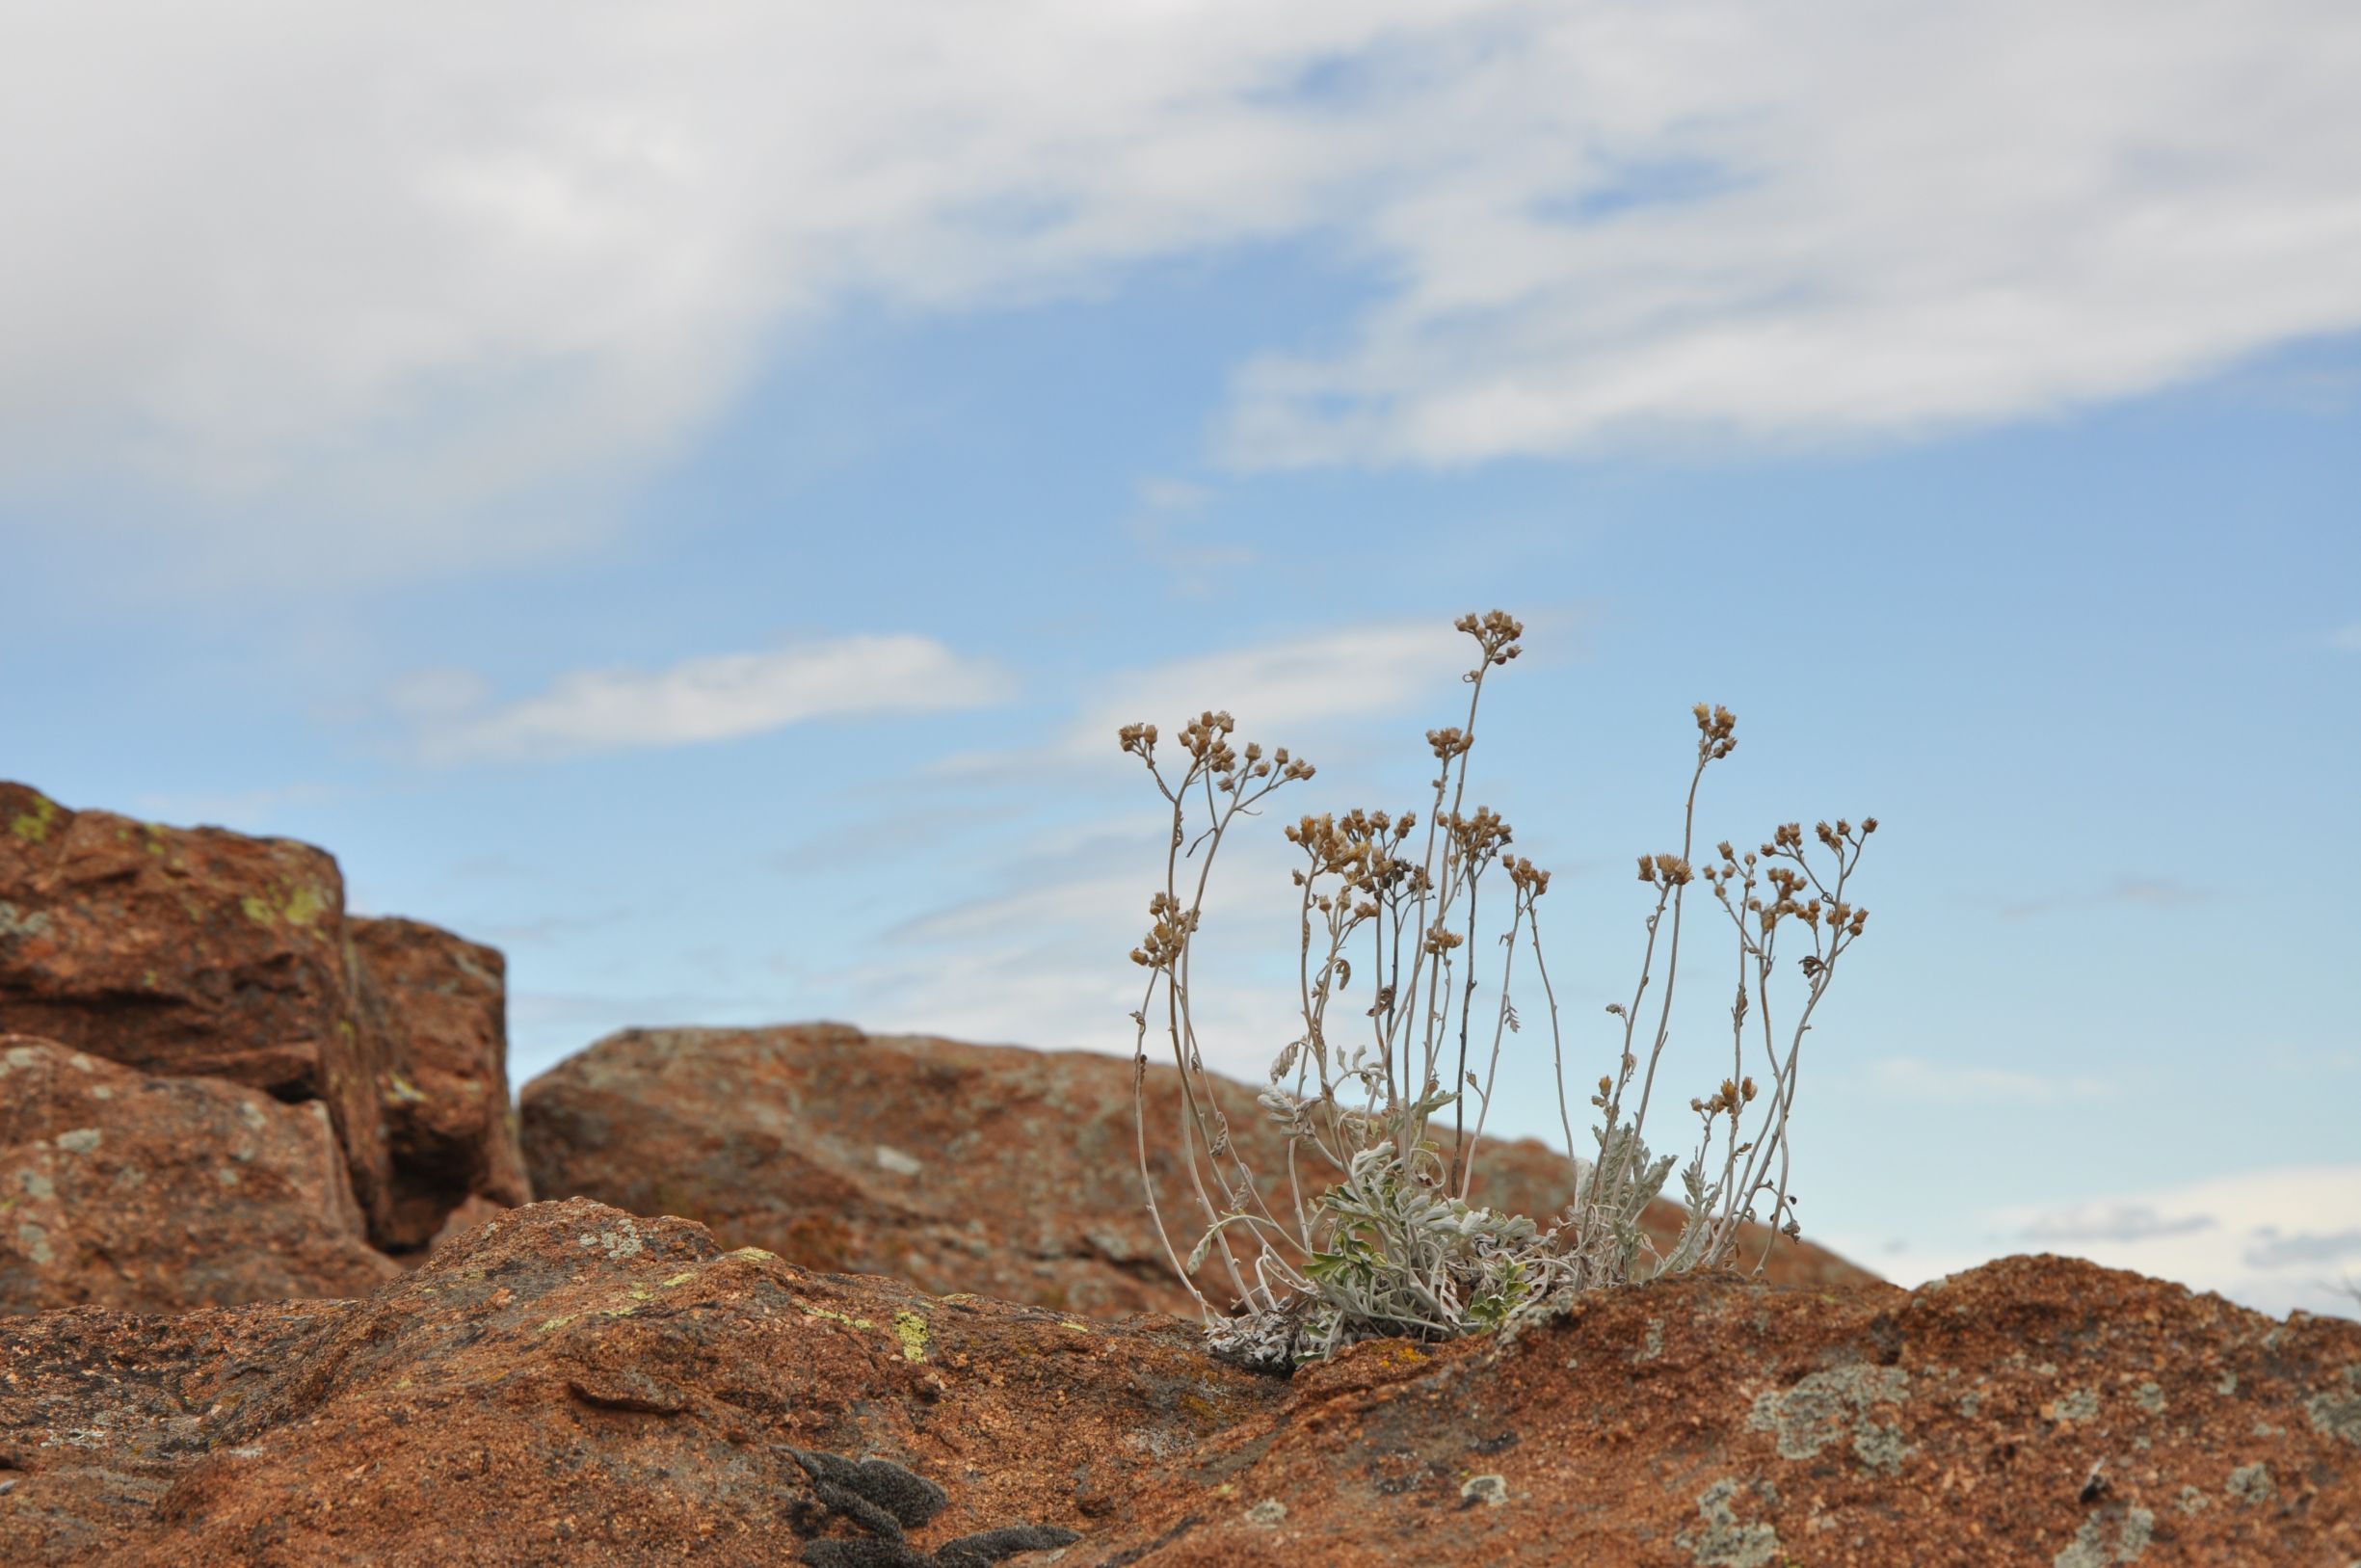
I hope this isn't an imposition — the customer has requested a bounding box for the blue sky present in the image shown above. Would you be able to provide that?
[4,2,2357,1316]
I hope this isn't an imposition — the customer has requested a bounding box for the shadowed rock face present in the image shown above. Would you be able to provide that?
[349,917,532,1247]
[0,1037,400,1312]
[519,1023,1876,1321]
[0,1198,2352,1566]
[0,781,530,1291]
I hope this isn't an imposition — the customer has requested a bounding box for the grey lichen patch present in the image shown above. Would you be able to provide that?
[576,1227,645,1261]
[1244,1499,1287,1527]
[15,1220,53,1265]
[1958,1391,1984,1418]
[2305,1366,2361,1448]
[1853,1419,1912,1475]
[2225,1462,2273,1504]
[2055,1505,2154,1568]
[1639,1317,1665,1363]
[2053,1388,2100,1422]
[1748,1365,1911,1472]
[2175,1485,2209,1516]
[1459,1475,1507,1508]
[15,1171,53,1201]
[2135,1381,2165,1415]
[0,901,53,940]
[1677,1478,1779,1568]
[874,1144,924,1177]
[2215,1369,2238,1395]
[56,1128,101,1156]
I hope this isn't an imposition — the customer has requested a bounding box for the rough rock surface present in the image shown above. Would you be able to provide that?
[0,782,529,1266]
[521,1023,1872,1319]
[350,917,532,1249]
[0,1037,398,1313]
[1,1197,2353,1565]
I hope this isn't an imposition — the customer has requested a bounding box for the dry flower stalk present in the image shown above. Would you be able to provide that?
[1120,612,1874,1366]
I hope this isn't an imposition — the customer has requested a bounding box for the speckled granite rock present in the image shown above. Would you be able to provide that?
[0,1197,2352,1565]
[0,1036,398,1313]
[519,1023,1874,1321]
[0,781,529,1266]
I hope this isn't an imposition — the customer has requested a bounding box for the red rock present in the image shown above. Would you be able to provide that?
[520,1023,1875,1322]
[0,783,530,1264]
[0,782,394,1234]
[0,1197,2352,1565]
[350,917,531,1250]
[0,1036,397,1313]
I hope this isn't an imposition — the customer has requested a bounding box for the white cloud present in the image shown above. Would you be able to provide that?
[2329,623,2361,652]
[1856,1164,2361,1319]
[1071,618,1475,755]
[1868,1056,2109,1104]
[5,3,2358,578]
[405,633,1012,761]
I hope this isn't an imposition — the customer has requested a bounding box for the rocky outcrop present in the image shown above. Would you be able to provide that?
[520,1023,1875,1321]
[350,917,532,1249]
[0,1037,399,1312]
[1,1197,2351,1565]
[0,782,529,1296]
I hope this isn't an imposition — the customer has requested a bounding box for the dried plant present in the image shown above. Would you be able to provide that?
[1121,611,1874,1367]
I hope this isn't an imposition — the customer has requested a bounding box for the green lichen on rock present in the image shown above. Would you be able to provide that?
[240,882,333,931]
[282,882,329,927]
[8,793,59,844]
[803,1305,876,1332]
[891,1309,929,1363]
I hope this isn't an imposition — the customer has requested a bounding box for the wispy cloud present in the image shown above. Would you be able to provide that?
[2000,876,2211,922]
[399,634,1013,762]
[2242,1225,2361,1270]
[1070,618,1473,755]
[2329,623,2361,652]
[1851,1163,2361,1318]
[1123,476,1257,598]
[2001,1168,2361,1311]
[8,5,2358,579]
[1868,1056,2109,1104]
[2017,1205,2216,1245]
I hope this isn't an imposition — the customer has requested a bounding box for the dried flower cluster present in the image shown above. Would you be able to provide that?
[1120,612,1875,1366]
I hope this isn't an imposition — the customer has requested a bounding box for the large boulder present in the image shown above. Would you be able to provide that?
[0,781,529,1269]
[0,1037,397,1313]
[0,783,393,1228]
[520,1023,1874,1320]
[0,1196,2352,1565]
[350,917,532,1249]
